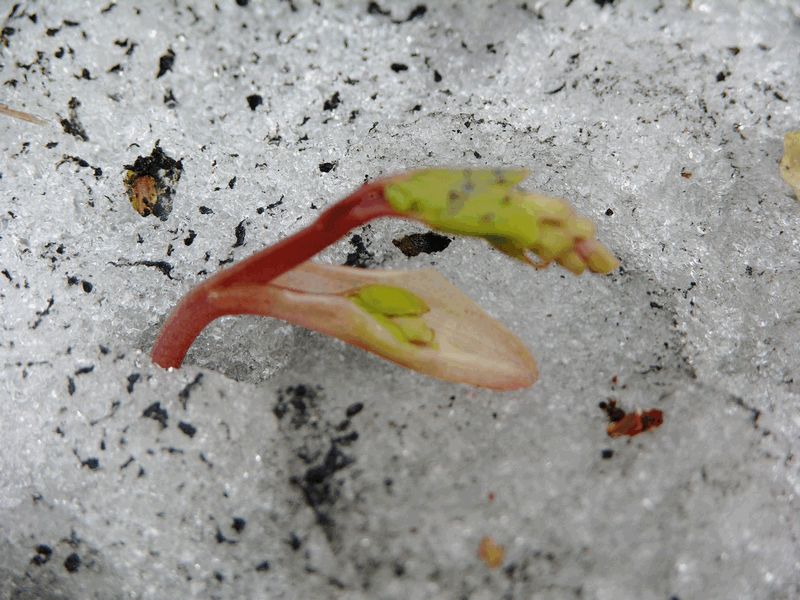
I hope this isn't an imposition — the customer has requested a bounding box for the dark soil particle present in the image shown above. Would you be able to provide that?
[64,553,81,573]
[178,421,196,437]
[126,373,140,393]
[287,532,302,551]
[601,448,614,459]
[275,386,360,540]
[392,232,451,257]
[31,544,53,566]
[232,517,246,533]
[156,48,175,78]
[247,94,262,110]
[599,400,625,422]
[82,458,99,470]
[255,560,270,571]
[345,402,364,417]
[323,91,341,111]
[318,161,336,173]
[344,233,374,268]
[142,402,168,429]
[60,97,88,141]
[391,63,408,72]
[233,219,247,247]
[178,373,204,409]
[163,89,177,108]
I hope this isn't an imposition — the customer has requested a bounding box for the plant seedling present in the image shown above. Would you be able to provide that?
[151,169,618,388]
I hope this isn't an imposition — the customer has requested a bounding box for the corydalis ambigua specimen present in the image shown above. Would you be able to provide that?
[151,169,618,389]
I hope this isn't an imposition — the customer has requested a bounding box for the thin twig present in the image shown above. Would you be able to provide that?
[0,103,47,125]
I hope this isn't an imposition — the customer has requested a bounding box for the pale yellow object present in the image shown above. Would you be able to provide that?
[780,131,800,200]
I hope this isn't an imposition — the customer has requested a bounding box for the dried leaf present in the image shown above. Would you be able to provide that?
[478,536,505,569]
[207,262,537,390]
[780,131,800,200]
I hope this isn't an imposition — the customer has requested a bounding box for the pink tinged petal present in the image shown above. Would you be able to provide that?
[207,263,538,390]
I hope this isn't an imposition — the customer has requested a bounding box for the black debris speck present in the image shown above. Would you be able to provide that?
[81,280,93,293]
[60,97,89,142]
[67,376,76,396]
[232,517,246,533]
[228,176,237,189]
[318,161,336,173]
[64,553,81,573]
[391,62,408,72]
[393,231,451,257]
[601,448,614,459]
[31,544,53,566]
[344,233,374,268]
[142,402,168,429]
[110,259,174,279]
[247,94,262,110]
[199,205,213,214]
[178,373,204,409]
[323,91,341,111]
[345,402,363,417]
[126,373,141,393]
[405,5,427,21]
[163,88,177,108]
[594,0,615,6]
[157,48,175,78]
[255,560,270,571]
[178,421,196,438]
[1,26,16,47]
[82,457,99,470]
[233,219,247,248]
[287,532,302,551]
[215,528,235,545]
[433,69,442,82]
[236,0,249,5]
[545,82,566,95]
[605,208,614,216]
[367,2,390,16]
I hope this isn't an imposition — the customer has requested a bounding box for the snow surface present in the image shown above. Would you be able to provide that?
[1,1,799,598]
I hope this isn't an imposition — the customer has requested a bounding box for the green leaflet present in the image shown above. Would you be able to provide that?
[384,169,540,245]
[348,284,435,346]
[383,168,619,275]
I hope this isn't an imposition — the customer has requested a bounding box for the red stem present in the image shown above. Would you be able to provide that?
[151,180,399,368]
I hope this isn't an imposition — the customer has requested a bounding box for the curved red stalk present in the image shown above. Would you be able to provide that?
[151,180,399,368]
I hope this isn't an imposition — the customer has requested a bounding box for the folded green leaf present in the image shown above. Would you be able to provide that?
[384,168,619,274]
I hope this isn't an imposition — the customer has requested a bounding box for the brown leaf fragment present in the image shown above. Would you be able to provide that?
[478,536,505,569]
